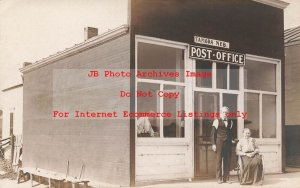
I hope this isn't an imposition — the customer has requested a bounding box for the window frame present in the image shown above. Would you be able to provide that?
[243,54,281,142]
[134,36,282,145]
[135,35,193,143]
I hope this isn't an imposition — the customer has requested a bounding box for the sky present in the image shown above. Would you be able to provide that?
[0,0,128,89]
[0,0,299,90]
[284,0,300,29]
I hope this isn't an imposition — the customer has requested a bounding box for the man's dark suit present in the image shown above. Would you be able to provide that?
[211,118,233,182]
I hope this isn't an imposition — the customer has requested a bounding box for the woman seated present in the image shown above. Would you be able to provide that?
[236,128,263,185]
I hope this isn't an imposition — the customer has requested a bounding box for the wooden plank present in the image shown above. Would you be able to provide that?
[136,165,188,176]
[136,145,188,155]
[262,152,279,172]
[136,144,190,181]
[136,153,186,167]
[136,172,189,181]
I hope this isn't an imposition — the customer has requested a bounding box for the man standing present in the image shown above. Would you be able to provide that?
[211,106,234,184]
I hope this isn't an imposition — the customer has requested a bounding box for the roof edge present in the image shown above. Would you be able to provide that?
[252,0,289,9]
[2,83,23,92]
[285,40,300,47]
[20,24,129,74]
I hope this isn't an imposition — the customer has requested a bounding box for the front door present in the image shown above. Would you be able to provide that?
[194,92,238,177]
[194,92,218,177]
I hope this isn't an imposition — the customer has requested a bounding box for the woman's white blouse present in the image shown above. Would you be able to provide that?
[236,137,259,154]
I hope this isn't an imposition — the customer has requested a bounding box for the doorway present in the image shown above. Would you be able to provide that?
[194,92,238,177]
[194,92,219,177]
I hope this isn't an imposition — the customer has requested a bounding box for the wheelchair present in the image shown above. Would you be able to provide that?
[230,141,264,185]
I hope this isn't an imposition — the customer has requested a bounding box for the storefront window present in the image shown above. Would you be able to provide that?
[223,93,238,139]
[163,85,185,138]
[244,93,260,138]
[136,40,186,138]
[217,63,227,89]
[137,82,160,137]
[229,65,239,90]
[244,58,279,139]
[244,60,276,92]
[262,95,276,138]
[137,42,184,82]
[196,60,212,88]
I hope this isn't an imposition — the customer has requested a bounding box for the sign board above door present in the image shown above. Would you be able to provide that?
[189,45,245,65]
[194,36,230,49]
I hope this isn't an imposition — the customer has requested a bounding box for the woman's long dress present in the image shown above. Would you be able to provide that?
[240,153,263,185]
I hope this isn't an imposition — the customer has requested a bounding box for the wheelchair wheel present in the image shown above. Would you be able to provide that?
[235,164,241,183]
[261,164,264,185]
[237,168,241,182]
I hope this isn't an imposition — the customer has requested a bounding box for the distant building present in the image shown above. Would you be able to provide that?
[284,26,300,168]
[0,83,23,160]
[20,0,287,187]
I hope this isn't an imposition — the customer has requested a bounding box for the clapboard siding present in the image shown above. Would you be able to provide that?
[23,34,131,186]
[285,44,300,125]
[136,144,190,182]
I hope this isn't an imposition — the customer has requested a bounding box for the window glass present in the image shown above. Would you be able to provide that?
[223,94,238,139]
[163,85,185,138]
[137,42,184,82]
[262,95,276,138]
[217,63,228,89]
[136,82,160,137]
[194,92,219,142]
[196,60,212,88]
[244,93,259,138]
[230,65,239,90]
[244,60,276,92]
